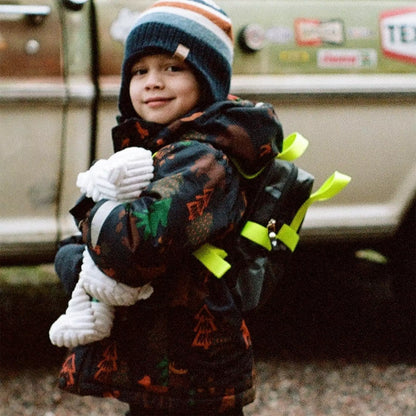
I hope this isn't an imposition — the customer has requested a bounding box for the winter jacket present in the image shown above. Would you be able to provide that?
[56,97,283,414]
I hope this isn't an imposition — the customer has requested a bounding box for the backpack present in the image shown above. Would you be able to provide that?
[193,132,351,313]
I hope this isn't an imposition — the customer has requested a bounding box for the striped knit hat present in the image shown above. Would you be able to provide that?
[118,0,234,119]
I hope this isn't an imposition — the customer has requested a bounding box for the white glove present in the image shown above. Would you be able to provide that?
[80,249,154,306]
[76,147,154,202]
[49,279,115,348]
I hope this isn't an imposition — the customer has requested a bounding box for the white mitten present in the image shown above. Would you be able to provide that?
[80,249,154,306]
[49,279,115,348]
[76,147,154,202]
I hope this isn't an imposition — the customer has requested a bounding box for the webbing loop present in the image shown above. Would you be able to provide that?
[193,243,231,279]
[278,132,309,161]
[241,221,272,251]
[240,171,351,253]
[276,223,300,252]
[290,171,351,232]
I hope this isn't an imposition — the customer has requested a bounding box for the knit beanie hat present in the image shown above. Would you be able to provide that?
[118,0,234,119]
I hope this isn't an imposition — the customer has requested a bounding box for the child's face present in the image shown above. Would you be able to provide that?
[129,53,201,124]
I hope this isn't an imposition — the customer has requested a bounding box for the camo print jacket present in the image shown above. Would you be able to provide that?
[57,97,283,414]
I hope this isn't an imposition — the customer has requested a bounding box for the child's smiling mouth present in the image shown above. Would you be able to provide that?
[145,97,173,108]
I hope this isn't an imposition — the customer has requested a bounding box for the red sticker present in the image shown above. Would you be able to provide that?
[380,8,416,64]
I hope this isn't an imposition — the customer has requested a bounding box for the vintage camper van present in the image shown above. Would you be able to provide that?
[1,0,415,261]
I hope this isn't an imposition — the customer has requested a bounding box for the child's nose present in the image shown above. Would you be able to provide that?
[145,70,164,89]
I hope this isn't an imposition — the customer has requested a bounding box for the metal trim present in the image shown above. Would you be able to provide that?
[0,81,95,104]
[0,83,66,103]
[0,4,51,17]
[231,74,416,96]
[98,74,416,100]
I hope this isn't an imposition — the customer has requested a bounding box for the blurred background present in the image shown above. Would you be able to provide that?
[0,1,415,414]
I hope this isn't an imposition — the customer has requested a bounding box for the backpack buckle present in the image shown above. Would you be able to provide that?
[267,219,278,249]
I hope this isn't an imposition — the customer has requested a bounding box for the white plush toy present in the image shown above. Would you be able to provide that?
[49,147,154,348]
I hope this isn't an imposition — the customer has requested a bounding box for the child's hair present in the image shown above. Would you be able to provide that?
[118,0,234,119]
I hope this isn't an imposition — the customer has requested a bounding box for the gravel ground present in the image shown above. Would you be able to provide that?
[1,354,416,416]
[2,241,414,415]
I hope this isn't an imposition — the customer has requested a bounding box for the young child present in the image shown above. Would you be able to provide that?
[53,1,284,415]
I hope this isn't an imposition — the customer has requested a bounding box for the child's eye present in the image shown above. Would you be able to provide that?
[167,65,183,72]
[132,68,147,76]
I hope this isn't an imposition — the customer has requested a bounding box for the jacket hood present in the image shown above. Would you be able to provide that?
[112,98,283,175]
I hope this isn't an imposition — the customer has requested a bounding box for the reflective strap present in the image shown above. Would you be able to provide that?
[276,223,300,252]
[193,243,231,279]
[278,132,309,161]
[240,171,351,252]
[241,221,299,252]
[290,171,351,232]
[241,221,272,251]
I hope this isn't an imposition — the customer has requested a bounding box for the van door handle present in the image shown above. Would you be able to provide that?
[0,4,51,23]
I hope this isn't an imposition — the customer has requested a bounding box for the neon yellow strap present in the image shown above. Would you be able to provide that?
[193,243,231,279]
[276,223,300,252]
[231,158,266,180]
[278,132,309,161]
[241,221,301,252]
[290,171,351,232]
[240,171,351,252]
[241,221,272,251]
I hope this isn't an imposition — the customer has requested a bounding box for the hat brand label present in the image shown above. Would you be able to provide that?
[174,44,190,61]
[380,8,416,64]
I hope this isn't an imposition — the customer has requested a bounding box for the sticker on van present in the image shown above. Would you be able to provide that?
[295,18,345,46]
[380,8,416,65]
[317,49,377,69]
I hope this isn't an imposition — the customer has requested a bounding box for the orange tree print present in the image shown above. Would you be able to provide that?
[192,304,217,350]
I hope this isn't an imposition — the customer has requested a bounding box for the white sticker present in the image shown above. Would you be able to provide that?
[295,18,345,46]
[380,8,416,64]
[265,26,293,44]
[347,27,375,40]
[317,49,377,69]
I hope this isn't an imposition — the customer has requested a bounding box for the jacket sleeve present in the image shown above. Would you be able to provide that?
[84,140,245,287]
[54,243,85,295]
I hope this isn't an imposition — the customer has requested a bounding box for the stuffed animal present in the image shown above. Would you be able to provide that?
[49,147,154,348]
